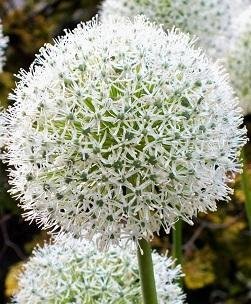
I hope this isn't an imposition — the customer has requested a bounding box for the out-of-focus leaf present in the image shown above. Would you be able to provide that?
[5,262,23,298]
[183,246,216,289]
[24,231,50,254]
[0,72,14,107]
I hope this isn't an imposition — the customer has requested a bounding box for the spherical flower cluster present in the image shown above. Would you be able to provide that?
[242,0,251,5]
[12,235,185,304]
[100,0,242,58]
[2,16,246,248]
[0,19,8,71]
[226,7,251,115]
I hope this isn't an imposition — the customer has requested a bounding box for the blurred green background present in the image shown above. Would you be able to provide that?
[0,1,251,303]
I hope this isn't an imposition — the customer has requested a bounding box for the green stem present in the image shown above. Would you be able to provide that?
[241,149,251,229]
[137,239,158,304]
[172,220,182,266]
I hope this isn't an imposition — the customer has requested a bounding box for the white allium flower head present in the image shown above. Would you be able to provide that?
[2,16,246,248]
[242,0,251,5]
[12,235,185,304]
[100,0,243,58]
[0,19,8,71]
[226,7,251,115]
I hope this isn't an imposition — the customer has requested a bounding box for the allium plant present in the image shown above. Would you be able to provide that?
[2,16,246,248]
[0,19,8,71]
[226,7,251,115]
[12,235,185,304]
[100,0,242,58]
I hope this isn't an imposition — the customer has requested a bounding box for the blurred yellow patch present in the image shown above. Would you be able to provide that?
[234,167,251,204]
[24,230,50,254]
[4,10,55,54]
[226,300,237,304]
[226,219,246,235]
[0,72,14,107]
[5,231,49,299]
[5,262,23,297]
[203,212,222,224]
[217,216,246,243]
[183,246,216,289]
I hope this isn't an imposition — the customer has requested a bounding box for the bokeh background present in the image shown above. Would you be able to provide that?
[0,1,251,303]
